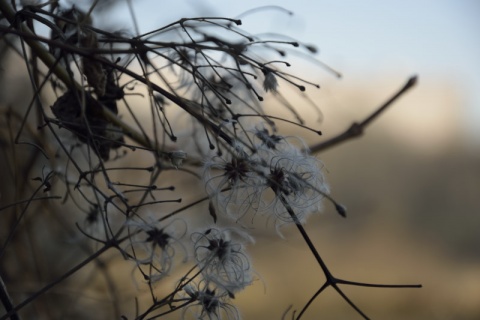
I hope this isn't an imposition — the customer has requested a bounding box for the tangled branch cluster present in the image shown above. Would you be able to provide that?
[0,1,420,319]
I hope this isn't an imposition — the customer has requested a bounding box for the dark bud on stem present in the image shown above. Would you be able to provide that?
[335,204,347,218]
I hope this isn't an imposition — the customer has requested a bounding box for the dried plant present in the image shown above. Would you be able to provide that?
[0,1,420,319]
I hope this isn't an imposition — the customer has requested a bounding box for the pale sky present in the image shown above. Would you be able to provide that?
[92,0,480,145]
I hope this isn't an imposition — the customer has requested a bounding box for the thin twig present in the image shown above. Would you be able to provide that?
[277,194,421,320]
[309,75,417,153]
[0,273,20,320]
[0,242,113,320]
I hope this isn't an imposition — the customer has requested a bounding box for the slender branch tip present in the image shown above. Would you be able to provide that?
[406,75,418,88]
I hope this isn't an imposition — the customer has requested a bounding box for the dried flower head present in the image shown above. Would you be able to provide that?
[192,227,254,294]
[264,151,329,223]
[204,134,329,226]
[203,151,266,220]
[182,280,240,320]
[124,217,187,282]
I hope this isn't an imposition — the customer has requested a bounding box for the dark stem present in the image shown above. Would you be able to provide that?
[309,75,417,153]
[294,281,328,320]
[277,194,421,320]
[0,242,114,320]
[0,273,20,320]
[280,194,333,278]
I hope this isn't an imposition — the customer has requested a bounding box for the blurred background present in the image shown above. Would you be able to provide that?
[129,1,480,319]
[1,0,479,319]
